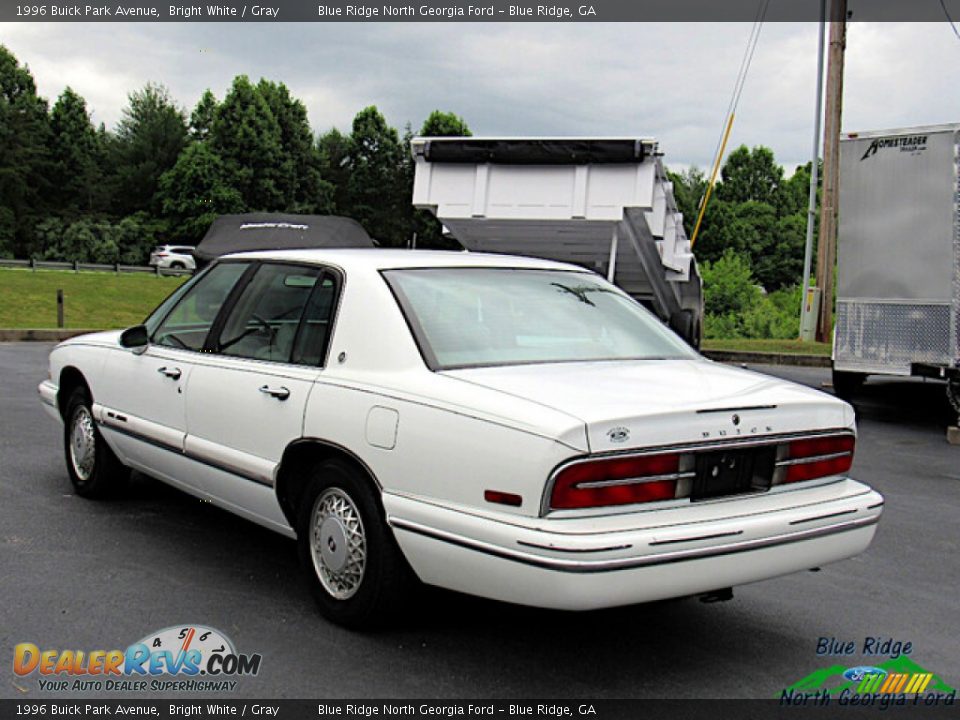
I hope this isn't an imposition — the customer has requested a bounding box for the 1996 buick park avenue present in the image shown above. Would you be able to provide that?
[39,249,883,627]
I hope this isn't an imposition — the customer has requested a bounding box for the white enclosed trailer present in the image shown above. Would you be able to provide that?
[834,124,960,415]
[410,137,703,347]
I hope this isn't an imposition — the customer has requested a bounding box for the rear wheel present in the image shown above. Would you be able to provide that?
[297,458,415,629]
[832,368,867,400]
[63,387,129,498]
[669,309,698,348]
[170,261,186,270]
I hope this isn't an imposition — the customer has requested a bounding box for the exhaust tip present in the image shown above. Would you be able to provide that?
[699,587,734,604]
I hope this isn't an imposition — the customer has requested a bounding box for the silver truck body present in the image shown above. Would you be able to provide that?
[835,124,960,376]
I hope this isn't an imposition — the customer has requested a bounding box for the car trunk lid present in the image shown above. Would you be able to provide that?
[442,359,852,452]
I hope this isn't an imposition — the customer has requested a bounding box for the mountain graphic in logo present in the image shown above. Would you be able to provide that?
[782,656,955,697]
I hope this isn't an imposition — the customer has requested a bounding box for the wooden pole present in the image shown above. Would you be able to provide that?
[815,0,847,343]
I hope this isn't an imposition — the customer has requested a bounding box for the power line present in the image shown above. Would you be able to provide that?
[691,0,770,246]
[939,0,960,41]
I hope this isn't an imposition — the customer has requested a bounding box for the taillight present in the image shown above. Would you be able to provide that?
[781,435,855,483]
[550,453,682,510]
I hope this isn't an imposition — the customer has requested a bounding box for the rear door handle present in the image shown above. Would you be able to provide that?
[157,366,182,380]
[259,385,290,401]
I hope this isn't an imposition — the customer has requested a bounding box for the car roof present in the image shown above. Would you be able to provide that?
[220,248,589,273]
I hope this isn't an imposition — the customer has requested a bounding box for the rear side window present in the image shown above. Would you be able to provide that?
[214,263,338,366]
[152,262,249,351]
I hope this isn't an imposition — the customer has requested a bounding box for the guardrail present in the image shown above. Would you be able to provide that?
[0,258,193,277]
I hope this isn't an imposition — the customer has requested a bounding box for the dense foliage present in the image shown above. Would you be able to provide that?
[0,45,471,264]
[670,146,820,339]
[0,43,813,338]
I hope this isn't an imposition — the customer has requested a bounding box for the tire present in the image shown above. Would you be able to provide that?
[63,387,129,498]
[832,369,867,400]
[170,261,186,270]
[297,458,415,629]
[669,309,697,348]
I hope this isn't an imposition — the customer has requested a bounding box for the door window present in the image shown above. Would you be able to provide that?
[152,262,249,351]
[214,264,338,365]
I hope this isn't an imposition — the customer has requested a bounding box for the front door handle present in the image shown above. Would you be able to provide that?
[157,366,182,380]
[259,385,290,401]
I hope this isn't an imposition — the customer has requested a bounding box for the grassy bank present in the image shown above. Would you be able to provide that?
[701,338,832,356]
[0,268,187,329]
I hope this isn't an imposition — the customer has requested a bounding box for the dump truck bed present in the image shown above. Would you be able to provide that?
[410,137,703,346]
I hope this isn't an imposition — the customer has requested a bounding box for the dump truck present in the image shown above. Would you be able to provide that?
[834,124,960,419]
[410,137,703,347]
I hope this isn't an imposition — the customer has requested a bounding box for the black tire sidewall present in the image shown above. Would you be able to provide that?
[63,387,124,498]
[296,459,406,629]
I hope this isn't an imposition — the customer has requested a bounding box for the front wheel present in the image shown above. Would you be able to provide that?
[297,459,415,629]
[63,387,129,498]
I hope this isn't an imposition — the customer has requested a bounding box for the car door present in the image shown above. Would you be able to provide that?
[97,262,251,480]
[184,263,340,519]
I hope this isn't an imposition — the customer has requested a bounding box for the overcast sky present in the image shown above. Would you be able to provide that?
[2,21,960,171]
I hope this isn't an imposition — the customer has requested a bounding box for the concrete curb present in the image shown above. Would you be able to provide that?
[702,349,832,368]
[1,329,834,368]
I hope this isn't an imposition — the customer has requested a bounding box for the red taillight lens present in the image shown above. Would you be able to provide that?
[783,435,855,483]
[550,453,680,510]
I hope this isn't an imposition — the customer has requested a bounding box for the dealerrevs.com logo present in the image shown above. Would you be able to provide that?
[13,625,262,692]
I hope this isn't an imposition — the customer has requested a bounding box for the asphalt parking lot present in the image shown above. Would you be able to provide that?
[1,342,958,700]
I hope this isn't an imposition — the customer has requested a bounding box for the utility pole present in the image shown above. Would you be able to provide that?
[815,0,847,343]
[799,0,826,340]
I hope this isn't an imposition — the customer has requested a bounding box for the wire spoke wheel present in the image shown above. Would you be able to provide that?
[69,406,97,482]
[310,488,367,600]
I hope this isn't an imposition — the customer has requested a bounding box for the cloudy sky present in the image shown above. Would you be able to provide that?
[2,21,960,171]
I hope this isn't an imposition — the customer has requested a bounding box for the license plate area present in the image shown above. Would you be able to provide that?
[692,446,776,501]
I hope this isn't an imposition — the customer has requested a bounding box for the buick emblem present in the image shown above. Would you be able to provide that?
[607,426,630,443]
[731,414,741,426]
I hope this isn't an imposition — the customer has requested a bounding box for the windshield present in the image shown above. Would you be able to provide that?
[384,268,698,370]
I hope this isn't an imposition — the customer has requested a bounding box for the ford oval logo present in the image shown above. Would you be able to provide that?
[607,427,630,443]
[843,666,887,682]
[732,413,741,426]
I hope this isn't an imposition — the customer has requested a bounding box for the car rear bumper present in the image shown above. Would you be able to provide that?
[384,478,883,610]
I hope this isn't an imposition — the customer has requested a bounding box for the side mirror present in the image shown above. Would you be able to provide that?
[119,325,149,351]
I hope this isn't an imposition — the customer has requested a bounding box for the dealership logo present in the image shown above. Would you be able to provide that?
[779,638,955,707]
[860,135,928,160]
[13,625,261,692]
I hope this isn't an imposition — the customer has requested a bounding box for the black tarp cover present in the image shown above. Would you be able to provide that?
[194,214,375,266]
[418,138,652,165]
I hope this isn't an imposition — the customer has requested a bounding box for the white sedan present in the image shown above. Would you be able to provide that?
[39,249,883,628]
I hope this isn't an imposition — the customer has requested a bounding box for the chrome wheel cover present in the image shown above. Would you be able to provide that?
[310,488,367,600]
[69,405,96,482]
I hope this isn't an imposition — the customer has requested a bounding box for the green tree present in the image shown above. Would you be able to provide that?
[716,145,784,207]
[317,127,352,214]
[419,110,472,137]
[701,251,762,339]
[112,83,188,216]
[157,142,244,244]
[0,45,51,257]
[345,106,406,245]
[210,75,284,210]
[189,89,217,142]
[256,79,329,211]
[668,167,706,240]
[48,87,101,218]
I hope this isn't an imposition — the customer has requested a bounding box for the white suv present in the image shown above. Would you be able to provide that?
[149,245,196,271]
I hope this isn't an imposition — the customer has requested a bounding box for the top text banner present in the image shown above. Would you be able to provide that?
[1,0,956,22]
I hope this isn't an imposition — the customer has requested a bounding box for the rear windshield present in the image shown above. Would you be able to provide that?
[384,268,697,370]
